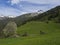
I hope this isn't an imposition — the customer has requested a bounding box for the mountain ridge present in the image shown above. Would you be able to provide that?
[0,5,60,30]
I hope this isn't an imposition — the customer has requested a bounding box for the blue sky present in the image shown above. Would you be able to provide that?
[0,0,60,17]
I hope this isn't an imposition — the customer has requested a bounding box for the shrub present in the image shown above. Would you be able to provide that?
[22,32,28,37]
[3,21,18,38]
[40,31,46,35]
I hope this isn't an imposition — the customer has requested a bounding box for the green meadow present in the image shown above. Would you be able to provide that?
[0,21,60,45]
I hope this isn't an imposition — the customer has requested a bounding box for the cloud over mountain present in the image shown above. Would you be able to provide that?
[0,0,60,17]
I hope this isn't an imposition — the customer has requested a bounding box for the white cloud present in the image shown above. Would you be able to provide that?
[0,6,21,16]
[18,0,60,13]
[8,0,20,5]
[20,4,50,13]
[1,0,60,17]
[20,12,28,15]
[8,0,60,5]
[22,0,60,4]
[0,6,32,17]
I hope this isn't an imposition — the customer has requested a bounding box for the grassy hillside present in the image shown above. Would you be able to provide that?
[0,6,60,45]
[0,6,60,31]
[17,21,60,36]
[0,21,60,45]
[34,6,60,22]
